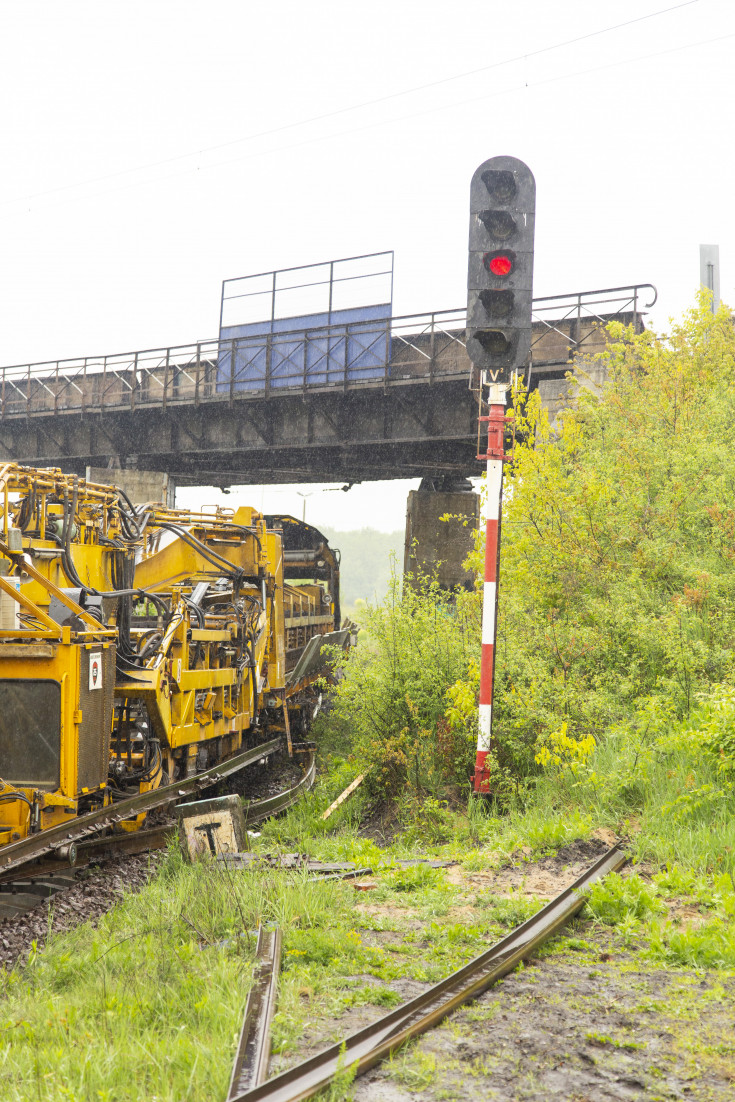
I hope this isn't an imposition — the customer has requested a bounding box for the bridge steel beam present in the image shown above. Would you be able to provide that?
[0,290,655,486]
[0,379,479,486]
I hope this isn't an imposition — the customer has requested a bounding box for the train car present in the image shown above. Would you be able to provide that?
[0,464,347,849]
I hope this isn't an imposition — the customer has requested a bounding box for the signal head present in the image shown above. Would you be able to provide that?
[467,156,535,381]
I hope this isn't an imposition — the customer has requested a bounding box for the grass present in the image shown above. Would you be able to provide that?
[0,818,519,1101]
[526,694,735,880]
[2,744,735,1101]
[388,1045,438,1091]
[0,846,374,1101]
[580,867,735,968]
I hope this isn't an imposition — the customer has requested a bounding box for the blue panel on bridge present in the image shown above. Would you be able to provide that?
[217,304,392,392]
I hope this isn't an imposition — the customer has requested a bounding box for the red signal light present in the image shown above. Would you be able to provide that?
[488,254,512,276]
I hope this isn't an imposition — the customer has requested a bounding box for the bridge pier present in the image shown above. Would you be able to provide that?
[85,466,175,507]
[403,478,479,592]
[535,356,608,430]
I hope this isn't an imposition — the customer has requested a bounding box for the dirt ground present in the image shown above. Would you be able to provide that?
[352,940,735,1101]
[3,831,733,1099]
[277,839,735,1101]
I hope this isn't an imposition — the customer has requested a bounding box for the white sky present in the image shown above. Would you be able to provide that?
[1,0,732,531]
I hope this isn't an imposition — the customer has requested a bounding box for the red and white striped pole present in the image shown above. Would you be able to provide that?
[473,381,508,795]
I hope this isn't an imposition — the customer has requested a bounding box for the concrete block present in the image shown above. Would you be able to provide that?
[174,793,247,860]
[85,466,175,507]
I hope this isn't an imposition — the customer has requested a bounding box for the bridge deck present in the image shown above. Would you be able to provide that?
[0,286,654,484]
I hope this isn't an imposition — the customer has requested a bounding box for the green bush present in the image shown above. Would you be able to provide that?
[487,298,735,767]
[327,571,479,802]
[321,297,735,857]
[585,872,665,925]
[539,691,735,875]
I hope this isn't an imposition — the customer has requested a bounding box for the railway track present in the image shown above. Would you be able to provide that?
[0,760,628,1100]
[230,844,628,1102]
[0,825,172,920]
[0,739,316,923]
[0,737,287,879]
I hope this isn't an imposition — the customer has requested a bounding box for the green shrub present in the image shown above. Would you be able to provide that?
[647,919,735,969]
[585,872,665,925]
[382,864,445,893]
[327,570,479,802]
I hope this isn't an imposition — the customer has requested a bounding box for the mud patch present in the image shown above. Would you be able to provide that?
[292,847,732,1100]
[353,934,735,1100]
[359,801,402,846]
[447,839,612,899]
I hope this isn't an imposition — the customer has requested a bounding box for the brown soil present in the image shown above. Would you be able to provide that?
[352,936,735,1100]
[276,841,735,1100]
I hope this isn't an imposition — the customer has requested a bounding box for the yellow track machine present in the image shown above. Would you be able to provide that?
[0,464,347,847]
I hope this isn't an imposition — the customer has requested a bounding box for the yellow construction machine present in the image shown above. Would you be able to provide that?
[0,464,346,848]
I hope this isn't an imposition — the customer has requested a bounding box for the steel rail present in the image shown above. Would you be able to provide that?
[242,753,317,826]
[0,753,321,914]
[228,926,283,1098]
[0,738,283,877]
[0,826,176,920]
[0,824,174,887]
[230,843,627,1102]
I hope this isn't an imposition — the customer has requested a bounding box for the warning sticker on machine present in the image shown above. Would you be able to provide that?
[89,653,102,690]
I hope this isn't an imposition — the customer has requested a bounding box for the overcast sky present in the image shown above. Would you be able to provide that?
[1,0,732,531]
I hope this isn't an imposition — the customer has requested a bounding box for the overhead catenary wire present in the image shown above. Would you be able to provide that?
[0,1,709,214]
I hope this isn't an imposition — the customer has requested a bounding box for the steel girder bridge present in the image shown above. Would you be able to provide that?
[0,285,655,486]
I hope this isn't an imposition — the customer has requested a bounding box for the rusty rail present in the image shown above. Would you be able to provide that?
[242,753,317,826]
[0,738,283,877]
[228,927,283,1098]
[0,824,174,919]
[230,844,627,1102]
[0,749,321,916]
[0,824,173,889]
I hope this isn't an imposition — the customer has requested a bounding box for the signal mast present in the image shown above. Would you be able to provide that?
[466,156,536,794]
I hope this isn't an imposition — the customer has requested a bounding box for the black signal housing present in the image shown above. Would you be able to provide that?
[466,156,535,381]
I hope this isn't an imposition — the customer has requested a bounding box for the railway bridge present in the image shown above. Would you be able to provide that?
[0,285,654,488]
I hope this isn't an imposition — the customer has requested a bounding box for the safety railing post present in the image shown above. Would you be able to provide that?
[131,352,138,411]
[195,343,201,406]
[429,313,436,384]
[162,348,169,412]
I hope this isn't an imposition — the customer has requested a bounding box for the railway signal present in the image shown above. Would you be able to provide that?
[467,155,535,382]
[466,156,535,795]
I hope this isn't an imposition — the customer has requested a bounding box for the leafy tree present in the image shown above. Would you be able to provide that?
[484,295,735,780]
[320,528,404,608]
[327,573,478,804]
[326,297,735,813]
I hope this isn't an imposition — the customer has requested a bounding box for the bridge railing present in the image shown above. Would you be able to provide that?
[0,310,468,419]
[529,283,657,367]
[0,285,655,419]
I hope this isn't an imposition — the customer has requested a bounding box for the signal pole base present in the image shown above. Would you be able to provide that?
[473,750,492,795]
